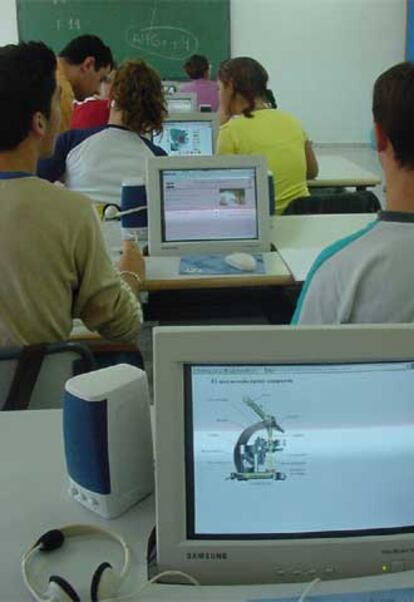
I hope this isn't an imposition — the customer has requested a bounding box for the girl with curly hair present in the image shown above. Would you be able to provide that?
[38,59,167,205]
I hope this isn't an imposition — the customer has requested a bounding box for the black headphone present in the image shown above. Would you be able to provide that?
[21,524,131,601]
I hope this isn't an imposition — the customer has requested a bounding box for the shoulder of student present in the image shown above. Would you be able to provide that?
[60,125,106,153]
[30,177,98,217]
[139,135,168,156]
[292,221,379,323]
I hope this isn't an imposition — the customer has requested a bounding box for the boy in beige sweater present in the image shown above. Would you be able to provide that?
[0,41,144,347]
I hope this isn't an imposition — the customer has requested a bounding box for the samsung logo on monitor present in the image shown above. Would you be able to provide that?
[186,552,228,561]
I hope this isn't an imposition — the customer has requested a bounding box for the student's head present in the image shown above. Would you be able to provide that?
[0,41,60,157]
[183,54,210,80]
[59,35,114,100]
[110,59,166,134]
[373,62,414,169]
[217,57,269,118]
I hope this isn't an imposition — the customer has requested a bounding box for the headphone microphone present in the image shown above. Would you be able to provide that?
[35,529,65,552]
[104,204,147,221]
[22,524,131,602]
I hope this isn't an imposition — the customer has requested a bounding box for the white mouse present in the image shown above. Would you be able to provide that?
[224,252,257,272]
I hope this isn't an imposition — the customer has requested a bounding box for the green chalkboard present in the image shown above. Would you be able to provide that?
[17,0,230,80]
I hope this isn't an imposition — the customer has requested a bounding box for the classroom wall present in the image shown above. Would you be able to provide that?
[0,0,18,46]
[0,0,406,144]
[231,0,406,144]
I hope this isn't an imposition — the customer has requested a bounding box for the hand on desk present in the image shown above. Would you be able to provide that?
[118,241,146,292]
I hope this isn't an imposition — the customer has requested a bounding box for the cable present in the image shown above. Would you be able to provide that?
[146,570,200,587]
[101,569,200,601]
[298,577,321,602]
[104,205,147,221]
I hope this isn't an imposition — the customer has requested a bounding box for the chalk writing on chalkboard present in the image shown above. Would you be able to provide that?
[126,26,198,60]
[56,17,81,32]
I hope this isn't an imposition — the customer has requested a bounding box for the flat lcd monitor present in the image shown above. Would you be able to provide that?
[154,324,414,585]
[152,113,217,156]
[166,93,197,114]
[146,155,269,256]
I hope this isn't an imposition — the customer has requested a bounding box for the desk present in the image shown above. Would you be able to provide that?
[0,410,153,601]
[144,253,291,291]
[104,223,292,291]
[2,410,414,601]
[271,213,376,282]
[105,226,292,291]
[103,215,377,321]
[308,155,381,189]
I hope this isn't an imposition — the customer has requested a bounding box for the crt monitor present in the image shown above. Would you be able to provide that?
[154,324,414,585]
[152,113,218,156]
[146,155,270,256]
[166,92,197,113]
[162,80,178,95]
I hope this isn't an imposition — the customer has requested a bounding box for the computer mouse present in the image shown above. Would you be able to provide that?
[224,252,257,272]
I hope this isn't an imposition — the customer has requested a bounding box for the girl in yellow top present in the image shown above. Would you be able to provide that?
[216,57,318,214]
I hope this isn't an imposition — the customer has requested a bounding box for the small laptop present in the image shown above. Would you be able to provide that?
[152,113,218,156]
[146,155,270,261]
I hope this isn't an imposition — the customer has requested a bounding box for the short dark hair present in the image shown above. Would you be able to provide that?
[218,57,268,118]
[0,41,56,151]
[373,62,414,168]
[184,54,209,79]
[59,35,113,71]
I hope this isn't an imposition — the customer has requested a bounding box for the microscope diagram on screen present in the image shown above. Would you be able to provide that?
[229,396,286,482]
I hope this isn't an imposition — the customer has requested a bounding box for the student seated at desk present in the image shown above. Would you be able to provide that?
[70,67,114,129]
[179,54,219,111]
[71,97,110,129]
[57,35,114,133]
[0,42,144,348]
[292,62,414,325]
[38,59,167,205]
[216,57,318,214]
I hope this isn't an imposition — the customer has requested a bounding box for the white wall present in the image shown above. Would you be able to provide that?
[231,0,406,143]
[0,0,17,46]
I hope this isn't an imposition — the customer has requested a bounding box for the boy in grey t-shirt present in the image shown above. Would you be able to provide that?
[293,62,414,325]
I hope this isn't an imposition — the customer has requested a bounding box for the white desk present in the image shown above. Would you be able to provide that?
[104,223,292,291]
[308,154,381,189]
[271,213,376,281]
[2,410,414,601]
[104,214,378,290]
[0,410,153,601]
[143,252,291,290]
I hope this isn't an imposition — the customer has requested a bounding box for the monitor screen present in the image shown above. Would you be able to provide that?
[153,121,214,156]
[185,361,414,539]
[167,98,194,113]
[162,83,177,95]
[160,168,259,243]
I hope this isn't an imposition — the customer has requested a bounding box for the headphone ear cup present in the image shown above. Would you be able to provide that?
[90,562,122,602]
[46,576,80,602]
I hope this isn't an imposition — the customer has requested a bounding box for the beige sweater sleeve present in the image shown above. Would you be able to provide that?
[72,206,142,344]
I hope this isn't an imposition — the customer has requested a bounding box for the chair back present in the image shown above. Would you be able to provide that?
[283,191,381,215]
[0,342,96,411]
